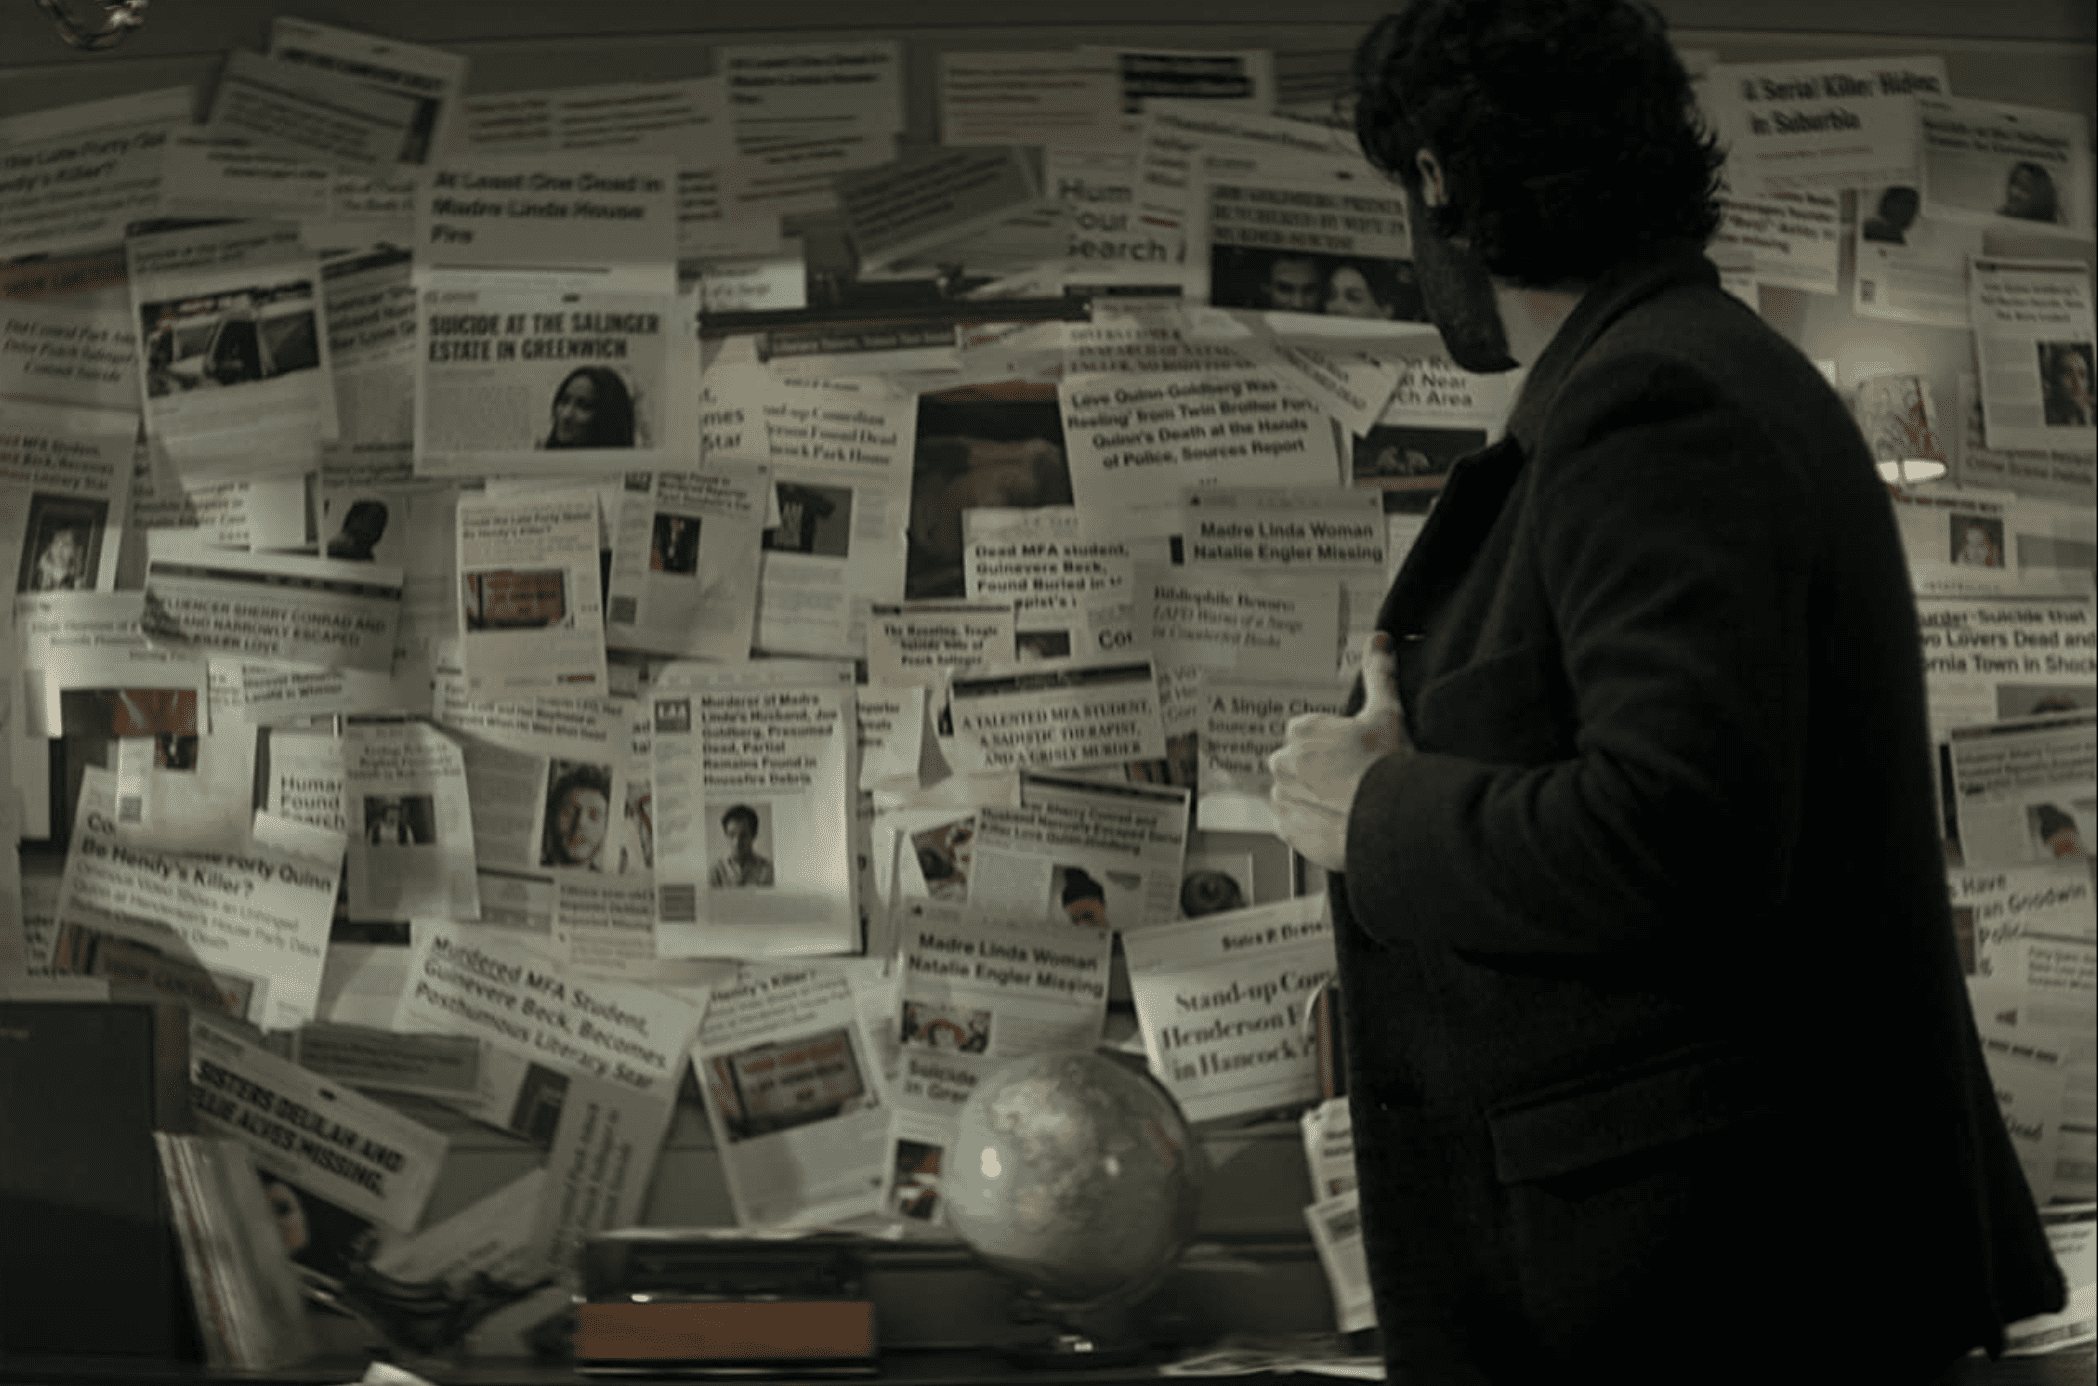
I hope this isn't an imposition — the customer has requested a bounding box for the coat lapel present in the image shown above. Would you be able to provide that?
[1376,435,1527,640]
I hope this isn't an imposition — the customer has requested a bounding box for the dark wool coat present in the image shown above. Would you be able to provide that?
[1331,242,2065,1385]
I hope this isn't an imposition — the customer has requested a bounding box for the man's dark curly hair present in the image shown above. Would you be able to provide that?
[1353,0,1725,286]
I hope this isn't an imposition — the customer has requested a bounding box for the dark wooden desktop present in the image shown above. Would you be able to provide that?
[0,1347,2092,1386]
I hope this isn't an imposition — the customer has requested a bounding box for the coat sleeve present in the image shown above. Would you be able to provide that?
[1343,359,1821,955]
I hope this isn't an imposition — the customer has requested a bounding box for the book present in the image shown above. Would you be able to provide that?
[154,1132,319,1370]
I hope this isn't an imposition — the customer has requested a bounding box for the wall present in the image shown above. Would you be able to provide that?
[5,0,2092,1357]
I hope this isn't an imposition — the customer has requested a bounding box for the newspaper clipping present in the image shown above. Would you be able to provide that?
[897,900,1113,1059]
[1060,367,1346,522]
[1920,95,2092,234]
[690,960,893,1227]
[128,219,339,468]
[456,486,607,696]
[754,372,916,656]
[877,1039,1003,1230]
[650,659,859,958]
[0,121,171,262]
[1123,893,1333,1122]
[267,17,470,169]
[1199,675,1349,834]
[1948,863,2094,995]
[341,719,480,924]
[412,153,677,290]
[1947,711,2096,868]
[948,657,1167,773]
[961,507,1151,662]
[416,287,675,475]
[0,299,139,413]
[1917,591,2095,743]
[1706,56,1947,195]
[188,1010,447,1233]
[605,466,768,660]
[966,771,1190,932]
[55,768,343,1032]
[1854,187,1986,329]
[141,534,403,674]
[2,401,132,596]
[392,919,705,1110]
[323,244,417,446]
[1968,259,2096,454]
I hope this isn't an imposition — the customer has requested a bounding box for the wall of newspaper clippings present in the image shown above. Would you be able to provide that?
[0,0,2092,1368]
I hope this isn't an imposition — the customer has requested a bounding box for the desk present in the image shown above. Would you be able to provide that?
[0,1347,2092,1385]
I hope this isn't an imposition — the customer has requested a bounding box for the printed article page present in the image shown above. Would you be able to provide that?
[0,120,172,263]
[1969,259,2096,454]
[15,590,208,841]
[650,658,858,958]
[1705,56,1948,195]
[751,371,915,656]
[209,51,427,174]
[1059,366,1347,525]
[54,768,343,1031]
[416,286,676,475]
[267,17,470,170]
[455,485,607,696]
[141,531,403,674]
[966,770,1190,932]
[323,243,417,446]
[1919,95,2093,234]
[947,657,1167,773]
[962,506,1153,662]
[897,899,1113,1059]
[689,959,893,1227]
[127,219,340,469]
[188,1009,448,1235]
[1917,591,2095,742]
[1947,863,2094,996]
[876,1041,1004,1232]
[605,465,768,660]
[1955,373,2098,506]
[0,299,139,414]
[1199,675,1349,834]
[341,719,480,924]
[1,400,133,596]
[412,152,678,291]
[1947,711,2096,867]
[1123,892,1334,1123]
[391,919,705,1115]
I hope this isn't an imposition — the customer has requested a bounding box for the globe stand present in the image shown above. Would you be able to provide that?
[998,1292,1154,1370]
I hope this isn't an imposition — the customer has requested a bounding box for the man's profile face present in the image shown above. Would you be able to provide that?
[1406,184,1518,374]
[1265,257,1322,312]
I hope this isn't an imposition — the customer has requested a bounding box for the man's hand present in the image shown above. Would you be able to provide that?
[1268,631,1412,872]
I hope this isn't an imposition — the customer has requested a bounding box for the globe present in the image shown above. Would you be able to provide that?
[943,1051,1204,1356]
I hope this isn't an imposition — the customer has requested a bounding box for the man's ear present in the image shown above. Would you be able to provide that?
[1415,149,1448,208]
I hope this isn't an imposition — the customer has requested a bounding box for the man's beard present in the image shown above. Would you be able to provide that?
[1409,191,1519,374]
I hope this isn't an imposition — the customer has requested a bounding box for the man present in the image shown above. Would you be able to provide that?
[709,804,773,888]
[366,801,413,846]
[1260,252,1323,312]
[1861,184,1921,244]
[1267,3,2063,1382]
